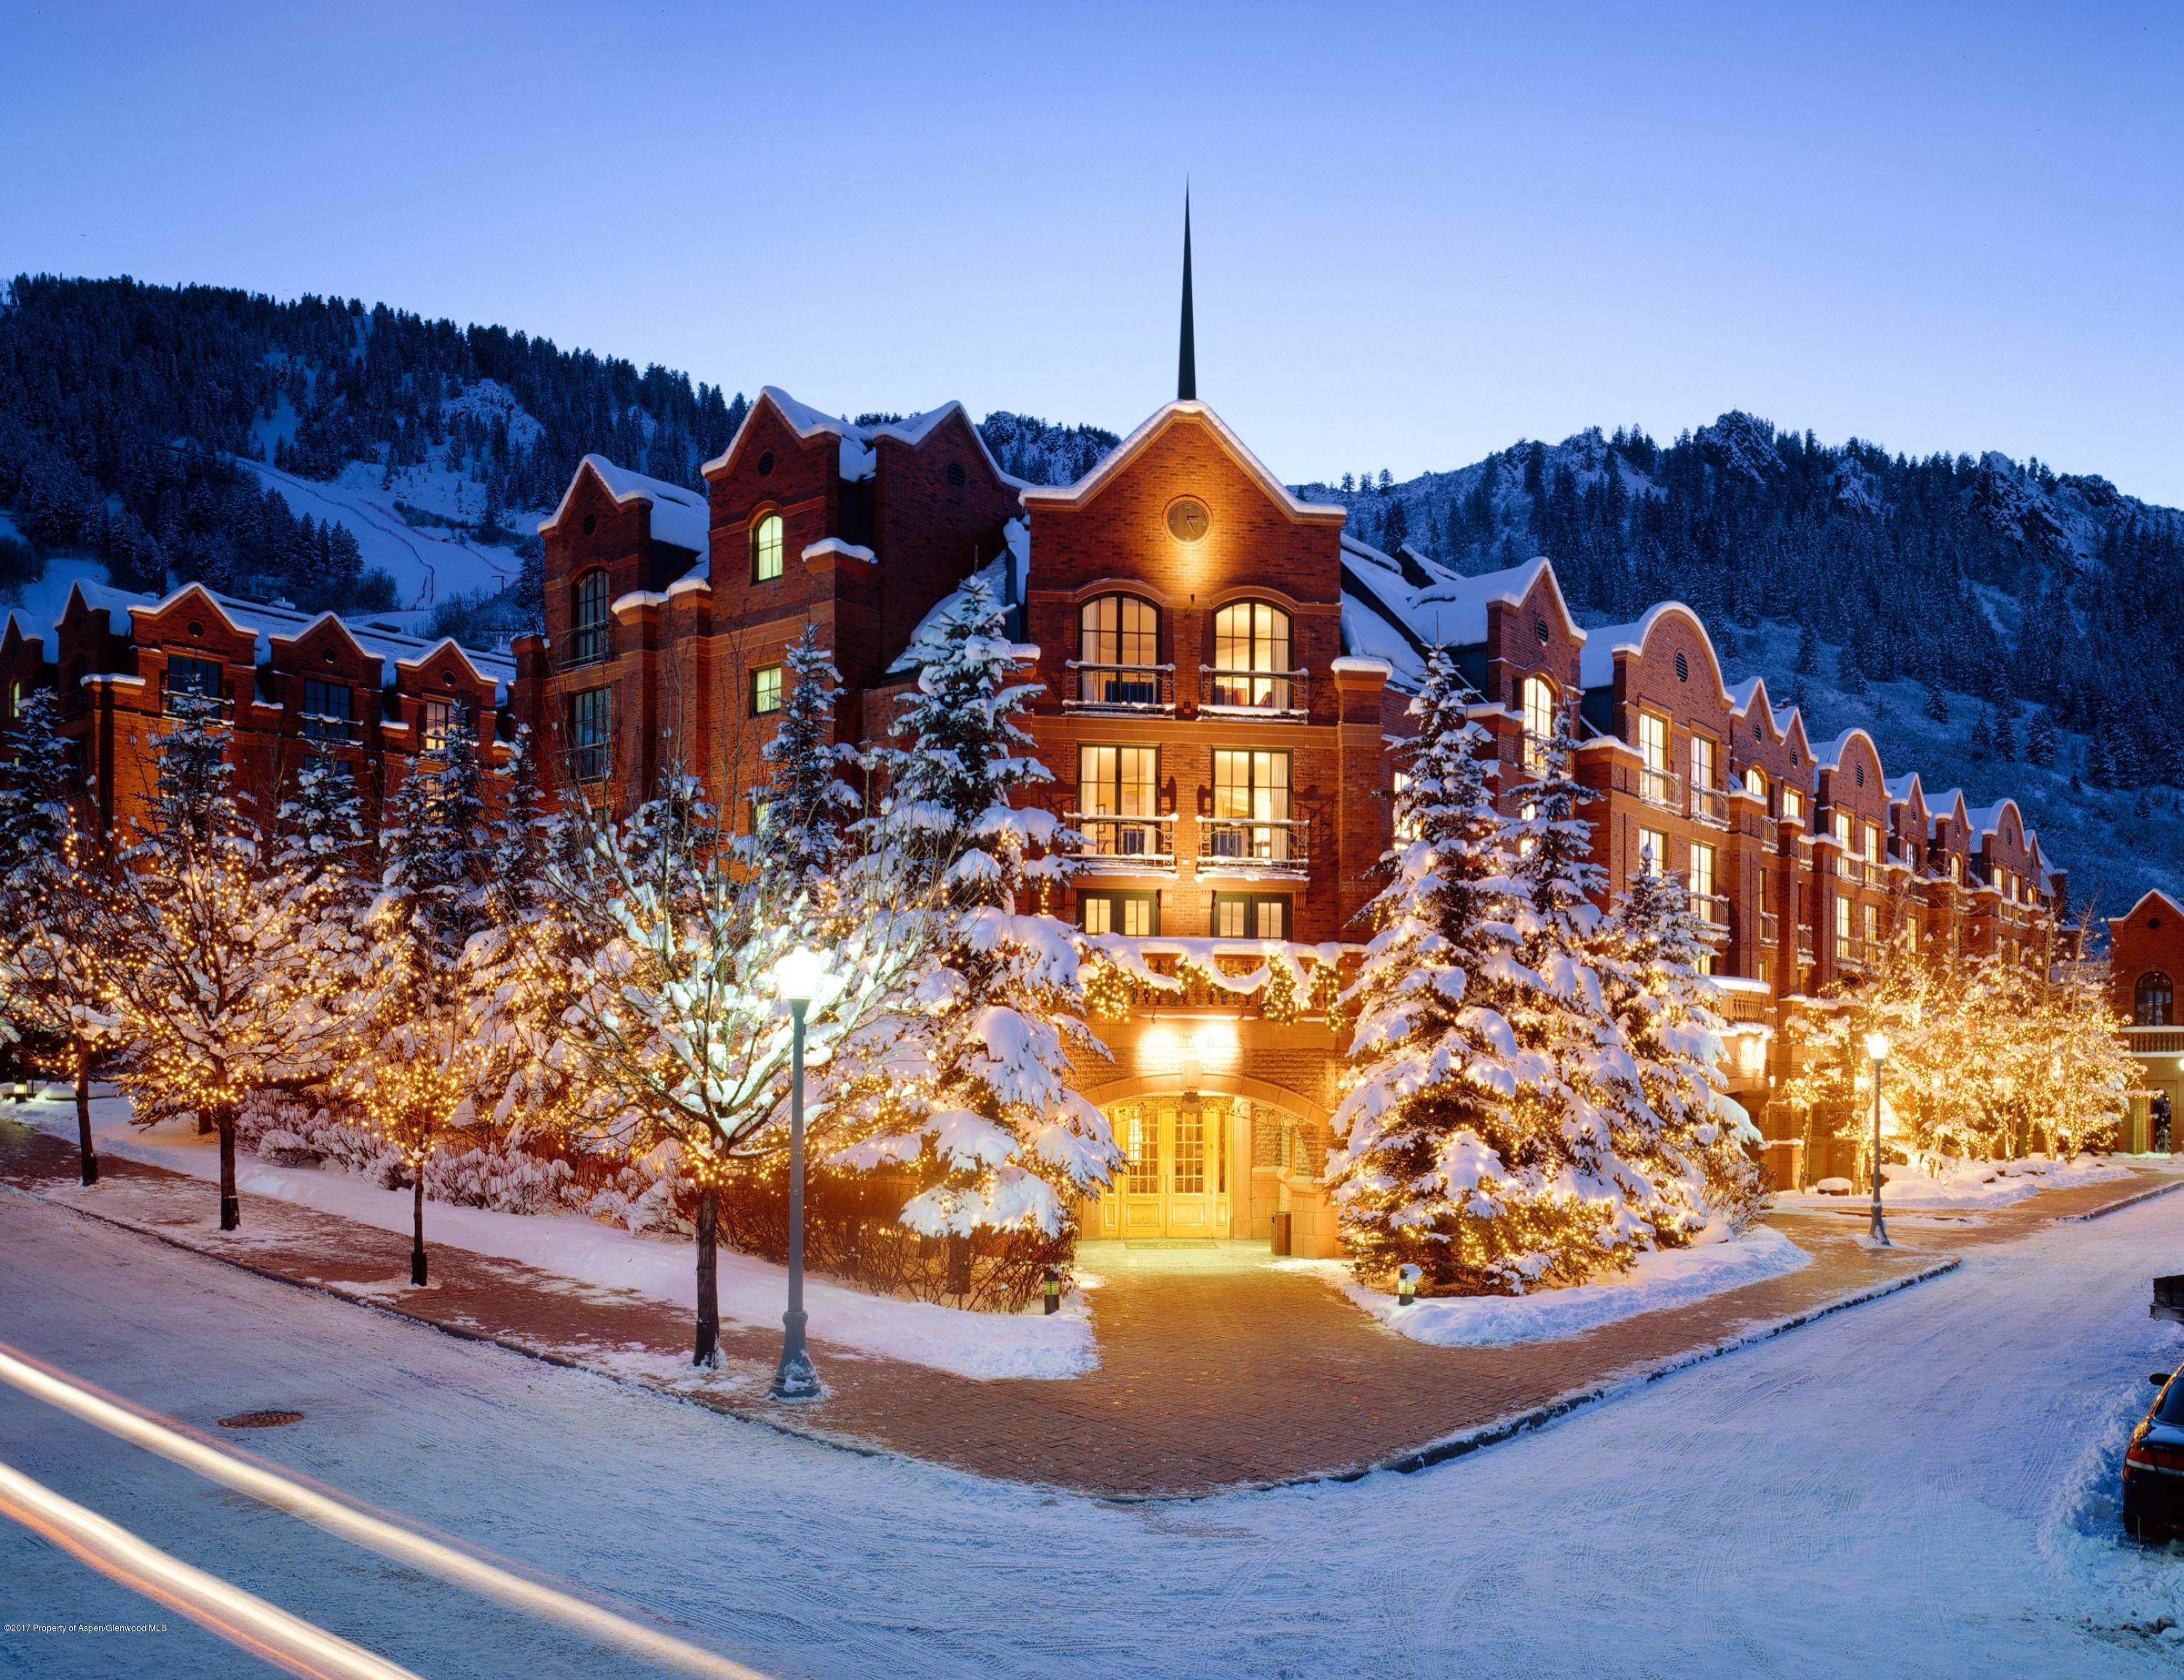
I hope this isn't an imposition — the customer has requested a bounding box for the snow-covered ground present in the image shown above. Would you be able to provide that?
[24,1093,1094,1382]
[1783,1153,2135,1211]
[3,1174,2180,1677]
[1292,1224,1812,1346]
[232,457,527,615]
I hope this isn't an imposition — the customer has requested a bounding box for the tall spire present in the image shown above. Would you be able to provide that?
[1177,187,1197,402]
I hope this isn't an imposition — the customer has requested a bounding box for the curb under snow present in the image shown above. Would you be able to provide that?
[2056,1175,2184,1223]
[9,1178,1966,1504]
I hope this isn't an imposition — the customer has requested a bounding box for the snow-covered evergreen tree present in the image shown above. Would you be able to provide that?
[752,626,859,909]
[1495,701,1658,1284]
[1327,651,1543,1293]
[1598,861,1763,1239]
[829,577,1118,1282]
[336,719,494,1284]
[0,693,115,1183]
[104,696,337,1229]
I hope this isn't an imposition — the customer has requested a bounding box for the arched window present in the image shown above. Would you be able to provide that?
[750,512,784,583]
[1077,593,1162,706]
[2137,971,2174,1028]
[568,569,610,666]
[1744,765,1766,800]
[1209,600,1296,711]
[1521,674,1555,771]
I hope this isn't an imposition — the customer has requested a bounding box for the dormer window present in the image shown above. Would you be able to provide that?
[752,512,785,583]
[569,569,610,667]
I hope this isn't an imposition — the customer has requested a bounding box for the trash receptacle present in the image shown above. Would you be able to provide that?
[1272,1211,1293,1256]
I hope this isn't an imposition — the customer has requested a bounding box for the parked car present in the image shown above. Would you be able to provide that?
[2124,1368,2184,1539]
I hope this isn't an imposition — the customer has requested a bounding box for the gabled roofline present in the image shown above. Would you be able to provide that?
[540,454,685,539]
[266,609,371,663]
[701,388,1027,493]
[1019,401,1346,524]
[1965,797,2024,843]
[393,636,498,687]
[1577,599,1725,701]
[124,580,247,640]
[1815,725,1885,780]
[2112,888,2184,927]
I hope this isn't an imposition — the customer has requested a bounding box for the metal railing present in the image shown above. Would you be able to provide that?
[565,621,610,668]
[1198,816,1309,872]
[1200,667,1309,716]
[1520,731,1553,773]
[569,742,611,784]
[1836,935,1874,970]
[1065,663,1175,711]
[1756,910,1781,948]
[1796,923,1816,960]
[1691,784,1730,826]
[1690,891,1731,928]
[1065,812,1177,868]
[1637,766,1682,812]
[162,687,232,722]
[299,711,360,745]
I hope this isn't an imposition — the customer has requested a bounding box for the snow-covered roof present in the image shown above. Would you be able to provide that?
[1884,772,1923,804]
[705,388,1028,492]
[1813,727,1882,777]
[1964,798,2022,843]
[65,578,513,695]
[1576,600,1719,692]
[1019,401,1344,522]
[1334,544,1577,690]
[2111,888,2184,926]
[538,454,710,557]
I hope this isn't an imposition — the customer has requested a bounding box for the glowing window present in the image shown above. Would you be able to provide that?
[1521,676,1555,770]
[751,513,784,583]
[751,664,783,716]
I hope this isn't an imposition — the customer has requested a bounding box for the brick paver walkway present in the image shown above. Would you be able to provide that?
[6,1115,2175,1498]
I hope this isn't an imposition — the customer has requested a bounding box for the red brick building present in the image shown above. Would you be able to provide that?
[0,384,2071,1242]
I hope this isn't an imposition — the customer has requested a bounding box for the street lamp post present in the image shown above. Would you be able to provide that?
[1865,1032,1891,1246]
[770,946,829,1402]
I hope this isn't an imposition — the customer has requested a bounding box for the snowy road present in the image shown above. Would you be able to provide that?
[3,1190,2183,1679]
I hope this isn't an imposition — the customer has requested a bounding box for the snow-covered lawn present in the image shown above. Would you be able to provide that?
[1285,1225,1812,1346]
[23,1094,1094,1382]
[1783,1153,2135,1212]
[4,1172,2181,1677]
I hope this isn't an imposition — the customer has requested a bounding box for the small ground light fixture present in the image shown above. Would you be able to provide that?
[1397,1263,1422,1306]
[1043,1267,1063,1315]
[9,1078,28,1104]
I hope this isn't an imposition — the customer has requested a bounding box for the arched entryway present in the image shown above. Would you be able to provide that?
[1080,1084,1330,1245]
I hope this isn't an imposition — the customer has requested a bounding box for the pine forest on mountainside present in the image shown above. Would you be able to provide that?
[2,272,2179,920]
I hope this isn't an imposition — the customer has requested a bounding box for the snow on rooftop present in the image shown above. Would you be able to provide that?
[68,577,513,694]
[1339,545,1572,676]
[543,454,710,557]
[888,518,1030,674]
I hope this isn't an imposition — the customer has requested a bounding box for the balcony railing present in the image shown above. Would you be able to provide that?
[1637,766,1681,812]
[1200,667,1308,717]
[1691,784,1730,827]
[1690,891,1731,928]
[1065,663,1175,713]
[1755,910,1781,948]
[569,742,611,784]
[1836,935,1874,970]
[1198,816,1309,875]
[162,687,232,722]
[565,621,609,668]
[1836,853,1866,886]
[299,711,360,745]
[1520,731,1552,774]
[1065,812,1176,869]
[1796,923,1816,961]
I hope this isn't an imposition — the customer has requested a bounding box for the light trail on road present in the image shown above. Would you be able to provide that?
[0,1454,423,1680]
[0,1342,773,1680]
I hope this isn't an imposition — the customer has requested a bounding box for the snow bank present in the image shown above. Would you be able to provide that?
[28,1096,1095,1382]
[1296,1226,1811,1347]
[1782,1153,2134,1212]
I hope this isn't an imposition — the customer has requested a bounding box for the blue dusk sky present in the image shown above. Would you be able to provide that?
[3,1,2179,500]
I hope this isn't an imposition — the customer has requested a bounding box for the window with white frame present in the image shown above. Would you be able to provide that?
[1522,675,1555,770]
[1637,826,1668,878]
[750,512,784,583]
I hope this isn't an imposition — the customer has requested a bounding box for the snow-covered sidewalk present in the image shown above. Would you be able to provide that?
[1781,1152,2135,1212]
[21,1093,1095,1381]
[1292,1226,1813,1346]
